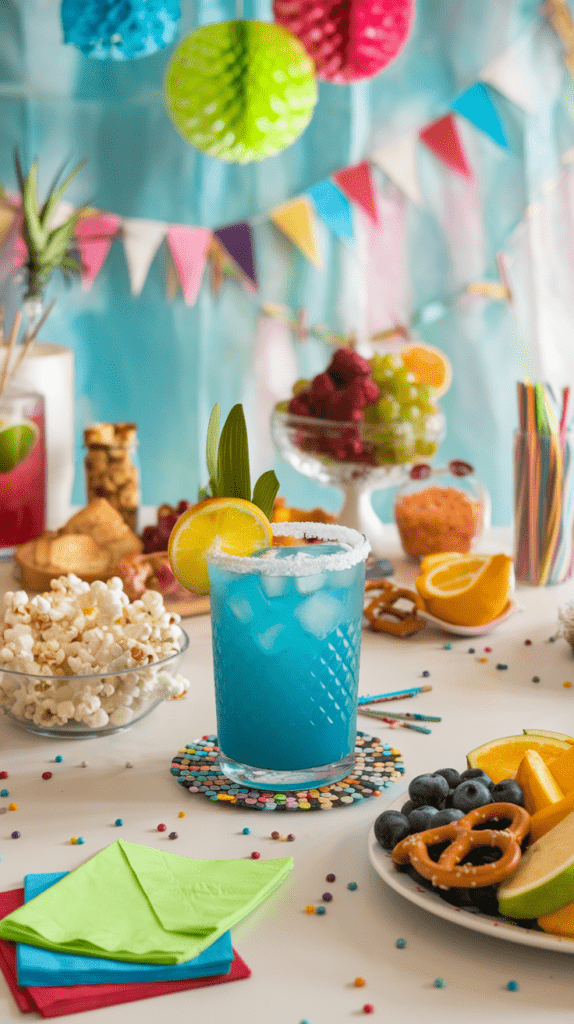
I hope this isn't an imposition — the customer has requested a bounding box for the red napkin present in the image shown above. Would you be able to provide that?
[0,889,250,1018]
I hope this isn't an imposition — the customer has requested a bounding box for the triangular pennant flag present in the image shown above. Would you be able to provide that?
[451,83,509,149]
[165,245,181,300]
[419,114,474,180]
[122,218,168,296]
[166,225,211,305]
[306,180,354,242]
[213,222,257,287]
[270,197,323,268]
[479,31,538,113]
[333,161,379,224]
[75,212,122,292]
[371,133,423,205]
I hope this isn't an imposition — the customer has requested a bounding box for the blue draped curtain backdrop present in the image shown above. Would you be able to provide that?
[1,0,574,523]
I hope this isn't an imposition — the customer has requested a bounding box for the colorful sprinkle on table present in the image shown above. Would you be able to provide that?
[363,1004,374,1014]
[54,755,63,763]
[507,981,519,991]
[11,831,20,838]
[115,818,124,826]
[305,905,315,914]
[170,733,403,812]
[354,977,366,987]
[169,832,178,840]
[42,772,52,780]
[8,803,17,810]
[326,873,336,882]
[347,882,358,890]
[0,790,8,798]
[434,978,446,988]
[395,938,406,948]
[316,906,326,915]
[0,772,7,779]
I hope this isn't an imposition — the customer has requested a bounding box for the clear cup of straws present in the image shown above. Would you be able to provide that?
[514,382,574,585]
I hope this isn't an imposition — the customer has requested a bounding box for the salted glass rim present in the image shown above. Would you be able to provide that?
[0,628,189,682]
[206,521,370,576]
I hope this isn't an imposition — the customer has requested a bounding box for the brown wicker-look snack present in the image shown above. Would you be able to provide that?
[363,579,426,637]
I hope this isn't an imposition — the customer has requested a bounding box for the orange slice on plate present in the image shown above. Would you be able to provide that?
[168,497,272,595]
[416,552,512,626]
[466,734,573,785]
[400,343,452,397]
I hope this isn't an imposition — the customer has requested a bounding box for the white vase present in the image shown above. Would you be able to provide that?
[0,343,75,530]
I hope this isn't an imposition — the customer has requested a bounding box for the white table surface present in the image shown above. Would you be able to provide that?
[2,525,574,1024]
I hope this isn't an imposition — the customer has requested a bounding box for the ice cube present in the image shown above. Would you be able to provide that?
[295,592,346,639]
[261,574,289,598]
[227,593,256,623]
[251,619,290,654]
[328,566,357,588]
[295,572,326,595]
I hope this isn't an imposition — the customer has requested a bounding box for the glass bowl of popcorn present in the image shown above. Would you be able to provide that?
[0,575,190,738]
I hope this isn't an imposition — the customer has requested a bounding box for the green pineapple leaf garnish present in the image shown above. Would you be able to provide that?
[14,149,90,302]
[207,403,279,519]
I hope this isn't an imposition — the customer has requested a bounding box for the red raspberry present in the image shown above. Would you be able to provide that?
[289,395,311,416]
[325,390,364,422]
[328,347,371,386]
[309,372,336,404]
[347,378,380,409]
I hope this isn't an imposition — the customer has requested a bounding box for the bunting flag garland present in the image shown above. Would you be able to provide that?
[333,161,380,223]
[451,83,510,150]
[307,180,354,242]
[270,197,323,268]
[419,114,474,180]
[122,218,168,296]
[371,133,423,205]
[479,25,539,114]
[166,225,212,305]
[75,212,122,292]
[213,222,257,287]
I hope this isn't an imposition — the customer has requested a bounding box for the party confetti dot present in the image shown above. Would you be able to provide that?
[77,837,85,844]
[169,831,178,840]
[326,873,336,882]
[157,823,167,832]
[496,664,508,670]
[363,1004,374,1014]
[54,755,63,763]
[8,803,17,811]
[287,833,295,841]
[468,648,475,654]
[316,906,326,915]
[250,851,260,859]
[507,980,519,991]
[11,831,20,839]
[70,837,77,845]
[395,938,406,948]
[532,676,540,683]
[242,827,251,835]
[305,905,315,914]
[0,772,7,779]
[271,831,280,840]
[354,977,366,987]
[0,790,8,798]
[564,681,572,688]
[178,811,186,818]
[480,658,488,663]
[347,882,358,891]
[42,772,52,780]
[422,670,430,677]
[525,639,532,645]
[80,761,88,768]
[434,978,446,988]
[444,643,452,650]
[115,818,124,826]
[125,761,134,768]
[322,892,332,902]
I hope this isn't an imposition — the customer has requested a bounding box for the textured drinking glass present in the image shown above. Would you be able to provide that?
[207,522,369,790]
[513,429,574,585]
[0,384,46,550]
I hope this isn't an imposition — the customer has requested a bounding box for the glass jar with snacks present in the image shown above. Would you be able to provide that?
[84,422,140,533]
[394,460,490,558]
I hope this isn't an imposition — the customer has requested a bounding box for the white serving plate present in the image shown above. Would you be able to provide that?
[417,599,519,636]
[367,794,574,955]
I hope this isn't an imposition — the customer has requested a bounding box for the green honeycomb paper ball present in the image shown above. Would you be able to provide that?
[164,20,318,163]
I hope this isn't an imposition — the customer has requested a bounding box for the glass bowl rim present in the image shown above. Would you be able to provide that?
[206,521,370,575]
[271,406,445,431]
[0,628,189,682]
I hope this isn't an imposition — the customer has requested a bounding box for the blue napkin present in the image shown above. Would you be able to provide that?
[17,872,233,987]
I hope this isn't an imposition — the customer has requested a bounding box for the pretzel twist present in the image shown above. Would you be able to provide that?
[363,579,426,637]
[392,802,531,888]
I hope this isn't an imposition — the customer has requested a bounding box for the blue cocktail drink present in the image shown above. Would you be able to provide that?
[207,522,369,789]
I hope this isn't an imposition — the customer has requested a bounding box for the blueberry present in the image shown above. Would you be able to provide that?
[451,780,492,813]
[408,773,450,808]
[490,779,524,806]
[460,768,494,789]
[433,807,465,827]
[408,805,440,832]
[401,800,415,817]
[374,810,411,851]
[432,768,462,790]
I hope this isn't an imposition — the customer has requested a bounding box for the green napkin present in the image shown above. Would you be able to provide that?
[0,840,293,964]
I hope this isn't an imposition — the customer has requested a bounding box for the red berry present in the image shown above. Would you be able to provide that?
[409,463,432,480]
[449,459,474,477]
[157,823,167,832]
[363,1004,375,1014]
[309,372,336,404]
[289,395,311,416]
[328,347,371,385]
[250,851,261,859]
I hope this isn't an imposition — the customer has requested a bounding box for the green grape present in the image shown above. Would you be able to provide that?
[276,400,289,412]
[371,353,403,374]
[376,395,401,422]
[415,438,438,457]
[292,378,310,396]
[400,404,423,422]
[415,400,437,416]
[394,383,419,404]
[364,404,379,423]
[415,382,433,404]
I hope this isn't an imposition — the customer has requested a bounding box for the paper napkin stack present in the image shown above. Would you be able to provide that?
[0,839,293,1018]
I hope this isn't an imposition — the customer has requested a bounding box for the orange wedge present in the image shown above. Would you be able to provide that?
[467,734,573,785]
[400,343,452,397]
[416,552,512,626]
[168,497,272,595]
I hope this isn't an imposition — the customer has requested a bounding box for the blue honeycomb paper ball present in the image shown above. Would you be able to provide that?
[61,0,181,60]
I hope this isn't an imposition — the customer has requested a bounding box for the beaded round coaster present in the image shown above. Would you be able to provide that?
[170,732,404,811]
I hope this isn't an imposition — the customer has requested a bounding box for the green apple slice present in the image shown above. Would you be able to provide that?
[498,809,574,919]
[0,419,39,474]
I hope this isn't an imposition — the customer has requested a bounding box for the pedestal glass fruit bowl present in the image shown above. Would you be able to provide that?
[271,408,446,555]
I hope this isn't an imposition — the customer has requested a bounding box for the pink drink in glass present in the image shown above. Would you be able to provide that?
[0,386,46,548]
